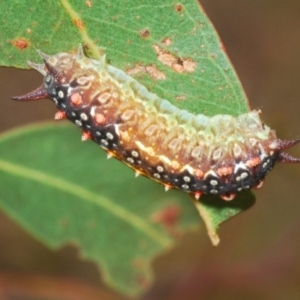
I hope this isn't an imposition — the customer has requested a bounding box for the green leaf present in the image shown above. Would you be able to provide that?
[0,124,201,296]
[1,0,248,116]
[0,0,254,296]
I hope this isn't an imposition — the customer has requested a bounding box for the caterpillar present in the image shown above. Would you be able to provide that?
[12,45,300,201]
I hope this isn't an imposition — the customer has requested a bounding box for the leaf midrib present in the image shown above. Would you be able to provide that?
[0,159,171,247]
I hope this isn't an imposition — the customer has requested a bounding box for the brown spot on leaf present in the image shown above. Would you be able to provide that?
[137,275,151,289]
[139,29,150,39]
[59,217,69,227]
[153,45,196,73]
[127,64,166,80]
[11,38,29,50]
[151,205,181,230]
[162,37,172,46]
[74,18,85,30]
[175,95,186,101]
[175,4,184,12]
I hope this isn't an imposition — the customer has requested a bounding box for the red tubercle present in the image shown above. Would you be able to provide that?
[164,184,173,192]
[54,110,67,120]
[217,166,233,177]
[220,193,236,201]
[194,192,202,200]
[81,131,92,141]
[195,169,204,179]
[70,93,83,106]
[94,113,106,125]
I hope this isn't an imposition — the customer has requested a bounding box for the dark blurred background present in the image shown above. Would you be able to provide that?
[1,1,300,299]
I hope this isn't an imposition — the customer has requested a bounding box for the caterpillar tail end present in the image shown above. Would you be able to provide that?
[276,139,300,163]
[12,85,48,101]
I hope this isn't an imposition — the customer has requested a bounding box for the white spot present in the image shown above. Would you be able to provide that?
[75,120,82,127]
[182,165,195,175]
[121,110,134,121]
[58,90,64,99]
[191,146,202,158]
[90,106,97,117]
[95,131,101,136]
[97,92,111,104]
[237,187,242,192]
[210,189,218,194]
[61,103,66,108]
[183,176,191,182]
[53,98,58,105]
[101,139,109,146]
[114,124,120,136]
[249,138,258,147]
[241,172,248,179]
[181,184,189,190]
[233,143,242,158]
[127,157,134,164]
[210,180,218,186]
[153,173,161,179]
[71,112,76,117]
[168,138,181,151]
[80,113,88,120]
[157,166,164,172]
[204,170,218,179]
[45,74,51,83]
[106,132,114,140]
[212,148,222,160]
[131,151,139,157]
[145,124,159,136]
[236,176,241,182]
[77,75,94,85]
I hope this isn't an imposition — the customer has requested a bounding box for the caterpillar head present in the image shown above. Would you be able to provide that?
[12,45,105,110]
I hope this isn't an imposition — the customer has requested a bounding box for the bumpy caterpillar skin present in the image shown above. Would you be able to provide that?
[12,46,300,201]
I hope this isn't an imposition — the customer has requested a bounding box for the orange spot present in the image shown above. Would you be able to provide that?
[151,205,181,229]
[171,161,180,170]
[194,192,202,200]
[54,110,67,120]
[217,166,233,177]
[70,93,83,106]
[106,150,115,158]
[81,131,92,141]
[161,37,172,46]
[195,169,204,179]
[94,113,106,124]
[164,184,173,191]
[12,38,29,50]
[220,193,236,201]
[246,157,261,168]
[85,0,92,7]
[74,19,85,30]
[175,4,184,12]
